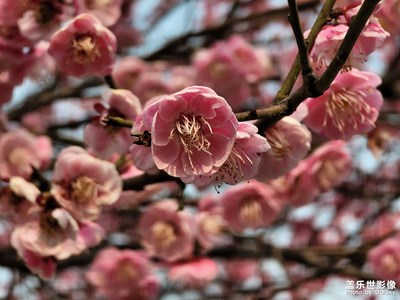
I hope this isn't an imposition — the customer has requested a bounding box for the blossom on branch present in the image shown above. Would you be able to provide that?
[304,69,383,140]
[51,146,122,221]
[48,13,117,77]
[84,89,142,159]
[86,247,159,300]
[0,130,53,180]
[221,180,281,233]
[131,86,238,180]
[138,200,194,262]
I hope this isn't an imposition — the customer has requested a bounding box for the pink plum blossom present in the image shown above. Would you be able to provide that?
[138,200,194,262]
[86,247,159,300]
[168,257,219,288]
[84,89,142,159]
[131,86,238,180]
[304,69,383,140]
[0,130,53,180]
[224,259,259,284]
[22,250,57,279]
[309,9,389,67]
[11,208,104,262]
[256,116,311,181]
[51,146,122,221]
[221,180,281,233]
[48,13,117,77]
[367,237,400,284]
[0,177,40,222]
[194,36,269,110]
[285,140,351,207]
[112,56,147,91]
[376,0,400,35]
[197,210,228,251]
[74,0,123,27]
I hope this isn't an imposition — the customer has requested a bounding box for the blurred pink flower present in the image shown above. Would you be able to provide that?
[197,210,228,251]
[84,89,142,159]
[74,0,123,27]
[304,69,383,140]
[112,56,147,91]
[51,146,122,221]
[0,177,40,222]
[0,130,53,180]
[224,259,259,284]
[11,208,104,264]
[87,247,159,300]
[133,86,238,180]
[168,257,219,288]
[194,36,269,110]
[22,250,56,279]
[256,116,311,181]
[138,200,194,262]
[377,0,400,35]
[286,140,351,207]
[221,180,281,233]
[368,237,400,285]
[48,13,117,77]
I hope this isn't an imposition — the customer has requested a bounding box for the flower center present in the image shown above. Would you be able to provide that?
[8,147,30,166]
[85,0,111,9]
[209,62,228,81]
[116,261,137,282]
[382,254,399,274]
[71,176,98,203]
[151,221,176,248]
[72,35,101,64]
[265,127,291,159]
[171,115,212,169]
[202,215,223,235]
[239,199,263,227]
[325,89,374,131]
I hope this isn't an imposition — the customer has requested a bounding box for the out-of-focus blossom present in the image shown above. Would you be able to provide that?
[21,250,56,279]
[138,200,194,262]
[377,0,400,35]
[11,208,104,263]
[221,180,281,233]
[0,130,53,180]
[285,140,351,207]
[168,257,219,288]
[304,69,383,140]
[194,35,271,110]
[49,13,117,77]
[368,237,400,284]
[112,56,147,91]
[224,259,259,284]
[51,146,122,221]
[86,247,159,300]
[0,177,40,221]
[197,210,228,251]
[256,117,311,181]
[74,0,123,27]
[131,86,238,180]
[84,89,142,159]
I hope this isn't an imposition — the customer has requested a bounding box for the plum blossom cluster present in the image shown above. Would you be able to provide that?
[2,145,122,279]
[309,0,389,68]
[130,85,271,186]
